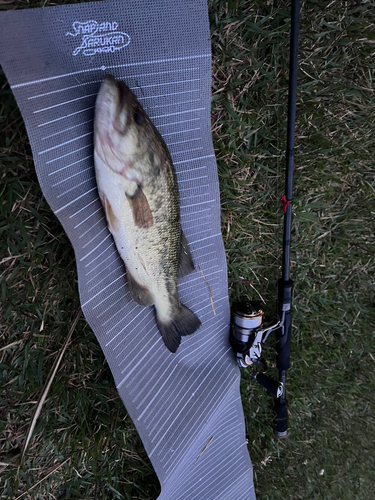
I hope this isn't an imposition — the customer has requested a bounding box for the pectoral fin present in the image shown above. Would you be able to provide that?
[100,194,118,234]
[126,268,154,306]
[126,187,153,229]
[178,231,195,278]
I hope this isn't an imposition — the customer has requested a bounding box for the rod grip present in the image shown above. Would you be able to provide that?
[277,279,293,371]
[254,373,281,399]
[274,399,288,438]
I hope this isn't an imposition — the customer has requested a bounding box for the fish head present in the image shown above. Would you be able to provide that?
[94,75,165,186]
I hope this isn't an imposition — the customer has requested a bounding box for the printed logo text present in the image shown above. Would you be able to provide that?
[66,20,131,56]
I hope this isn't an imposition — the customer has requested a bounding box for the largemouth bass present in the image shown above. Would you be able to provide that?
[94,75,201,353]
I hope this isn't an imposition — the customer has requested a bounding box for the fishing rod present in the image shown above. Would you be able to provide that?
[230,0,299,437]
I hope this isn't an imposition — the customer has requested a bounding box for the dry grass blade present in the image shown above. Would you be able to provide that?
[0,340,23,352]
[199,265,216,315]
[196,436,214,460]
[14,457,71,500]
[19,308,82,464]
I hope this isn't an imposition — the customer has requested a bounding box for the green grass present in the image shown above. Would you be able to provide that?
[1,0,375,498]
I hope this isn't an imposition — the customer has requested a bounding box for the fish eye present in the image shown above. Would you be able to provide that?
[133,108,142,124]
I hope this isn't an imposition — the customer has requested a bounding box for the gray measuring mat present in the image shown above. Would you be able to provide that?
[0,1,256,498]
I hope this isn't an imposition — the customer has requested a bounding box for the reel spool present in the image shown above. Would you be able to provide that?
[230,301,265,368]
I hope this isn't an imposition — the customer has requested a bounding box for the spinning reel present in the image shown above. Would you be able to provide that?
[230,288,292,439]
[230,301,283,399]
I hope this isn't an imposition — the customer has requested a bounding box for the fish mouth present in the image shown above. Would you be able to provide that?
[100,74,133,105]
[94,75,129,163]
[94,75,143,182]
[95,75,134,137]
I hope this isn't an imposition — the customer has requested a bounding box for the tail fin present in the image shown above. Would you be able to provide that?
[156,304,201,353]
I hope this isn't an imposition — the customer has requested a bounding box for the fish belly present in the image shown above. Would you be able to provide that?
[94,152,177,310]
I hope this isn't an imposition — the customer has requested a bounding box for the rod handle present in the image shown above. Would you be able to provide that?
[277,279,293,371]
[274,399,288,438]
[254,373,282,399]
